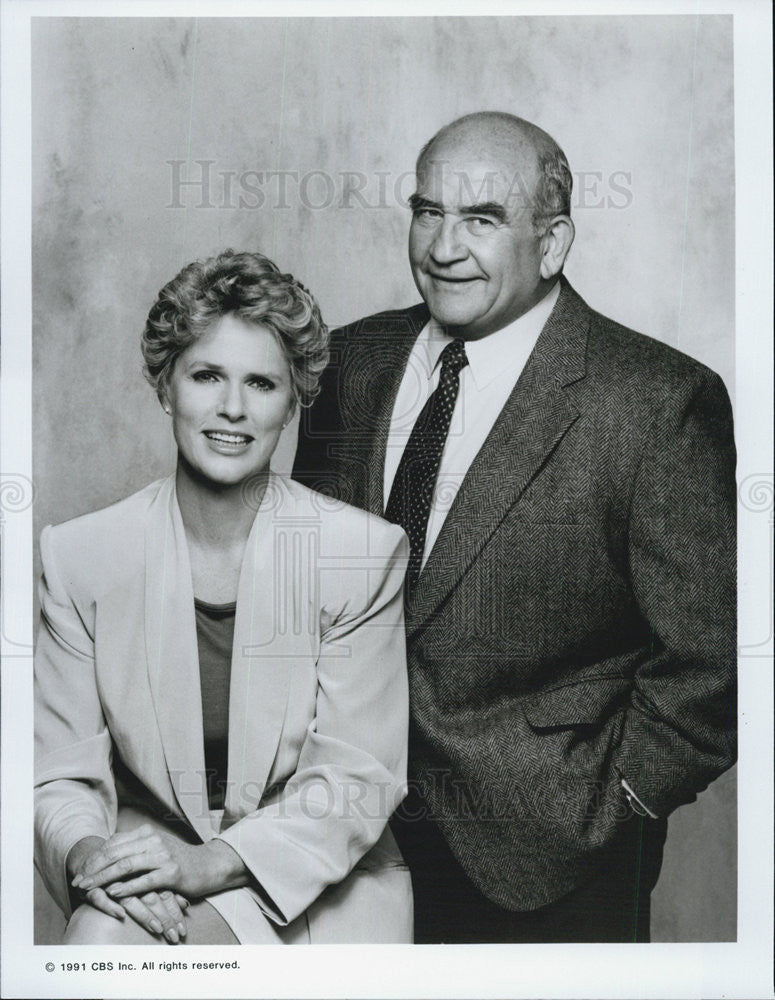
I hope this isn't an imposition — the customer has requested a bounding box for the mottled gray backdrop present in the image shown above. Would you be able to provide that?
[32,15,735,943]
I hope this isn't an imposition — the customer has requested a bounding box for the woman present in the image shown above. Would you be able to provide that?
[34,250,411,945]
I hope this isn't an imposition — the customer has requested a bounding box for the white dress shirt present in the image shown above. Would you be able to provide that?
[383,282,561,568]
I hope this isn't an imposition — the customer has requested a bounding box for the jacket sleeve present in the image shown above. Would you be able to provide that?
[456,369,738,909]
[215,523,410,925]
[34,525,117,917]
[611,368,737,818]
[519,368,737,852]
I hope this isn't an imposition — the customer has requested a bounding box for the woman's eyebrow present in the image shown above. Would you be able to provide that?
[186,359,286,379]
[185,359,225,371]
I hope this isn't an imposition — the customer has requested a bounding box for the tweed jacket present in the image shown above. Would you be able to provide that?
[293,277,737,911]
[34,473,412,942]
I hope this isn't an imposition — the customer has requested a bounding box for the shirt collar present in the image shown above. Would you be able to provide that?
[419,281,561,390]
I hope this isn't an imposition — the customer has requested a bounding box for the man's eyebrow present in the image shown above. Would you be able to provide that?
[458,201,508,221]
[408,194,508,222]
[408,194,441,211]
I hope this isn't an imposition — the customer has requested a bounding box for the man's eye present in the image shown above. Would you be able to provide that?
[466,216,496,232]
[413,208,443,224]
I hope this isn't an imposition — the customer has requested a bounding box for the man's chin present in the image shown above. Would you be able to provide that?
[424,301,483,333]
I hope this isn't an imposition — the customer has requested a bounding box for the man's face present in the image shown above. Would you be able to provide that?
[408,141,546,340]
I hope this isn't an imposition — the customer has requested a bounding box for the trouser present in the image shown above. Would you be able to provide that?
[391,787,667,944]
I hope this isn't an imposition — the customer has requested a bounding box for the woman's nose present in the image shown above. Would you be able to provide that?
[216,381,246,420]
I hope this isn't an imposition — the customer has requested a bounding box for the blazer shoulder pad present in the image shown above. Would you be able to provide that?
[586,308,727,398]
[40,479,165,593]
[280,477,408,559]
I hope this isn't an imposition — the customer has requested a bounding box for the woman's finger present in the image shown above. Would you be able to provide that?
[139,890,186,944]
[84,887,126,921]
[76,850,167,891]
[73,831,160,883]
[103,863,176,899]
[157,890,187,941]
[121,895,166,938]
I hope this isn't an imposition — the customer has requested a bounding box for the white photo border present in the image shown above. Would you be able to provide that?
[2,1,772,998]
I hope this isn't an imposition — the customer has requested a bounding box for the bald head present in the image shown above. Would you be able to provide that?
[416,112,572,234]
[408,110,575,339]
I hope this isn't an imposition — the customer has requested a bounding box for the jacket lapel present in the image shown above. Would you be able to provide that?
[406,279,589,636]
[354,303,430,515]
[223,473,302,823]
[144,475,308,834]
[145,474,314,841]
[144,476,214,841]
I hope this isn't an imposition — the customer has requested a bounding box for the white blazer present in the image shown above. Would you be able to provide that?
[34,473,412,943]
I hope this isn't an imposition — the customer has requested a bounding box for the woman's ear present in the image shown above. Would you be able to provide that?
[283,400,297,429]
[159,391,171,415]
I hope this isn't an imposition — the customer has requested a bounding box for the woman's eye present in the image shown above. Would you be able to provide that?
[249,377,275,391]
[192,370,218,383]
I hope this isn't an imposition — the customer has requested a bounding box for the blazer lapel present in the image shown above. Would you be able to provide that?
[406,279,589,636]
[144,475,307,834]
[355,303,429,515]
[223,473,307,823]
[144,476,214,841]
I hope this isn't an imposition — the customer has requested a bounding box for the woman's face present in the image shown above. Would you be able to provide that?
[165,313,295,489]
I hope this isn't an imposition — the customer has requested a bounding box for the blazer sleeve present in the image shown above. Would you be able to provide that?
[215,521,410,926]
[610,367,737,818]
[510,367,736,871]
[34,525,117,917]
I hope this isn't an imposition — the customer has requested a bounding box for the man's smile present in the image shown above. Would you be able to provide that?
[425,272,484,284]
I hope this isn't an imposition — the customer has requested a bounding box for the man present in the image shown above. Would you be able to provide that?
[293,112,736,943]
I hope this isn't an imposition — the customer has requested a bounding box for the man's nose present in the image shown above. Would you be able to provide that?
[429,216,468,265]
[217,381,246,420]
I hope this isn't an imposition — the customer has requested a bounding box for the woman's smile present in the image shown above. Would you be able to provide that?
[203,429,255,453]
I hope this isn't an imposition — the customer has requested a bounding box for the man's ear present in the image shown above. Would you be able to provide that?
[539,216,575,279]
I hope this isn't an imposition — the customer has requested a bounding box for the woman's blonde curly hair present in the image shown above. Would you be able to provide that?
[142,249,329,407]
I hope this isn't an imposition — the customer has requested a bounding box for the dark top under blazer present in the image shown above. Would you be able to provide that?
[293,276,737,911]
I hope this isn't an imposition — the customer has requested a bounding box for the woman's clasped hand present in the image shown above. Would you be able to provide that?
[71,826,247,898]
[68,826,249,943]
[66,834,191,943]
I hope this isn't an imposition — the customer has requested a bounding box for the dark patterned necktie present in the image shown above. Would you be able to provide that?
[385,338,469,596]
